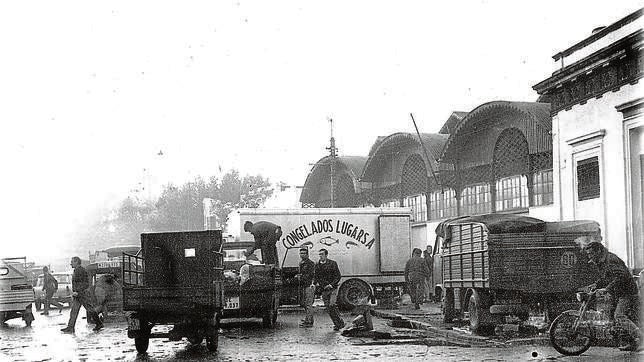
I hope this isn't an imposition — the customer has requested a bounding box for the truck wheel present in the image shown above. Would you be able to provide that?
[468,291,494,335]
[134,336,149,353]
[262,308,276,328]
[338,279,371,310]
[206,331,219,352]
[442,289,455,323]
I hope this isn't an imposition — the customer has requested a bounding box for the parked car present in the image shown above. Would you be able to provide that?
[34,272,73,310]
[0,257,35,326]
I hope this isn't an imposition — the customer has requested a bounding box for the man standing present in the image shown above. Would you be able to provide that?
[41,266,63,315]
[405,248,430,310]
[423,246,434,302]
[578,235,641,351]
[244,221,282,266]
[296,247,315,327]
[313,248,345,331]
[61,256,103,333]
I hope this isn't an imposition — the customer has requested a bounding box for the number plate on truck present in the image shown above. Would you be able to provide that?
[224,296,240,310]
[128,318,140,331]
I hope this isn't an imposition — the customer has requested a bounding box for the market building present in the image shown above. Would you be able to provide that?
[300,104,554,248]
[533,8,643,270]
[299,155,368,208]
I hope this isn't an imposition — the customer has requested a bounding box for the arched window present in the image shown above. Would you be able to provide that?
[401,154,428,221]
[493,128,530,211]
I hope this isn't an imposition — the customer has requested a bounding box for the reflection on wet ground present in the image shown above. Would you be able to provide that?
[1,308,639,361]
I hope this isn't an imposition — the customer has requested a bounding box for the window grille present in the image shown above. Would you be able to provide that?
[577,157,600,201]
[403,194,427,222]
[495,175,529,211]
[532,169,553,206]
[429,188,457,220]
[460,183,491,215]
[333,173,358,207]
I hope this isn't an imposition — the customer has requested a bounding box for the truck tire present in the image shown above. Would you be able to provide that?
[467,290,495,335]
[188,336,203,345]
[262,305,277,328]
[442,289,456,323]
[134,336,149,353]
[338,279,371,310]
[206,331,219,352]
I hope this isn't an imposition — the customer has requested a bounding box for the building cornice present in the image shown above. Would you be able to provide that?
[566,129,606,146]
[533,30,643,116]
[553,8,643,62]
[615,97,644,118]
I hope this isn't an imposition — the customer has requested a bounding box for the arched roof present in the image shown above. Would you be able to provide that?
[360,132,448,182]
[299,155,367,203]
[440,101,551,164]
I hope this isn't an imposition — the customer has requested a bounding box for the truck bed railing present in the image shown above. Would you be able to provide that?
[122,252,145,287]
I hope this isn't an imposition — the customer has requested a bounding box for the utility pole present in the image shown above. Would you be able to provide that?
[326,118,338,207]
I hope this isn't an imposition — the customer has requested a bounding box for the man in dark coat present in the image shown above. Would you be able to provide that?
[61,256,103,333]
[244,221,282,266]
[296,247,315,327]
[405,248,430,310]
[423,246,434,302]
[314,248,345,331]
[578,235,641,351]
[41,266,63,315]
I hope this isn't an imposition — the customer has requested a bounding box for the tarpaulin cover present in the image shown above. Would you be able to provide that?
[544,220,601,234]
[435,214,546,238]
[435,214,601,238]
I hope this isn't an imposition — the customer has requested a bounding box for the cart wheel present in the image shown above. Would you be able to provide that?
[188,336,203,345]
[206,331,219,352]
[134,336,150,354]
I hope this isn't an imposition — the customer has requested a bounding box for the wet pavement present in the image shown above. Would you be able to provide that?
[0,306,642,361]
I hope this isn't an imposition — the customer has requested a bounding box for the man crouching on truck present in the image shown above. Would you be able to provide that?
[244,221,282,266]
[577,235,641,351]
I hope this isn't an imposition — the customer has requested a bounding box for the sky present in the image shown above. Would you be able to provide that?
[1,1,641,261]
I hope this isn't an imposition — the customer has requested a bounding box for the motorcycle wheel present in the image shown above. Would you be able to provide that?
[549,310,592,356]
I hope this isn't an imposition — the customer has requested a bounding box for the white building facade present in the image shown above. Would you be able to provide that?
[533,9,643,270]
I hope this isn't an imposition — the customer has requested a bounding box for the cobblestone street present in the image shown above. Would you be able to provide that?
[1,306,641,361]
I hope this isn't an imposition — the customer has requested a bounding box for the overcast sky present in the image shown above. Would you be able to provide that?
[1,1,641,260]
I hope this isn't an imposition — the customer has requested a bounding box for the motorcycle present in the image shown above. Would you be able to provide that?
[549,290,641,355]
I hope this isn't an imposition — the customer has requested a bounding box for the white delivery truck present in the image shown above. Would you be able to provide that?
[236,208,413,308]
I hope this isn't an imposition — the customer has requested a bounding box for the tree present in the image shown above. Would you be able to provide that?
[69,169,275,254]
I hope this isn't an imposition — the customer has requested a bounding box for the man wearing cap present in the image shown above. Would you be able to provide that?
[578,234,641,351]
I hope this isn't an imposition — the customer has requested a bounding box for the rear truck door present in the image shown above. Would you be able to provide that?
[378,215,411,273]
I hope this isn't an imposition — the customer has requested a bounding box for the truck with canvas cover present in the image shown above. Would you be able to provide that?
[122,230,224,353]
[236,208,413,309]
[435,214,600,334]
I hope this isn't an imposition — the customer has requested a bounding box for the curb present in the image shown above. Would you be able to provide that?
[371,309,502,347]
